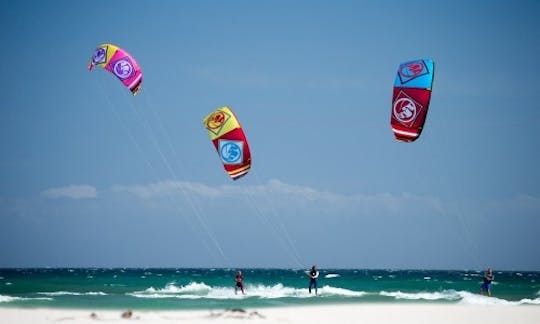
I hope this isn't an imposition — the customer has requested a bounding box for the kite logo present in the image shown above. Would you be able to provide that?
[206,110,231,135]
[398,60,428,84]
[112,58,134,80]
[92,47,107,65]
[219,140,243,165]
[393,91,423,127]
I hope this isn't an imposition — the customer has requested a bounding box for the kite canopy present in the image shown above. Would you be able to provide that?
[89,43,142,95]
[203,106,252,180]
[391,59,434,142]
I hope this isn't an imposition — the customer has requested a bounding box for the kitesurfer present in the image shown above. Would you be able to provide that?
[308,265,319,296]
[479,267,494,297]
[235,270,245,295]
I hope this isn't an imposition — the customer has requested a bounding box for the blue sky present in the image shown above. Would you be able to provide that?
[1,0,539,270]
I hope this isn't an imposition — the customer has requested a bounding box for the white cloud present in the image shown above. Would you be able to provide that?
[34,180,540,222]
[41,185,97,199]
[111,180,222,199]
[111,179,338,200]
[349,192,446,214]
[483,194,540,216]
[109,178,445,215]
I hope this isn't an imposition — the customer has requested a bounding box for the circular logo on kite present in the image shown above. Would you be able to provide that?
[113,59,134,80]
[400,62,425,78]
[219,140,243,165]
[92,47,107,65]
[398,60,429,84]
[393,98,417,123]
[207,111,226,130]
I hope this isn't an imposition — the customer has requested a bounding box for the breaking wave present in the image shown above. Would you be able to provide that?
[127,282,366,299]
[458,291,540,305]
[380,290,461,301]
[38,291,107,296]
[0,294,53,303]
[380,290,540,305]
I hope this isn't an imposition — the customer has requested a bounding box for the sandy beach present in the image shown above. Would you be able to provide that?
[1,304,539,324]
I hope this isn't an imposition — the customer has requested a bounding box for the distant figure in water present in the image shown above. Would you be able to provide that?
[308,265,319,296]
[235,270,245,295]
[479,267,494,297]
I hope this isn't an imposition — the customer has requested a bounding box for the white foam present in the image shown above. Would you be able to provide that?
[324,274,340,278]
[515,298,540,305]
[0,294,53,303]
[248,283,310,299]
[378,288,540,305]
[0,295,17,303]
[38,291,107,296]
[321,285,366,297]
[458,291,540,305]
[130,282,213,299]
[128,282,366,300]
[128,292,203,299]
[380,290,461,301]
[143,282,212,295]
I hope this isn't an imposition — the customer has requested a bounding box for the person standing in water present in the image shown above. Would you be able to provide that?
[235,271,245,295]
[479,267,494,297]
[308,265,319,296]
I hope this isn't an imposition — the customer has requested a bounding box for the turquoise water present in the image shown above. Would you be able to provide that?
[1,269,539,309]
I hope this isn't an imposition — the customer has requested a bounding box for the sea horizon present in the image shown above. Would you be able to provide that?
[2,267,540,272]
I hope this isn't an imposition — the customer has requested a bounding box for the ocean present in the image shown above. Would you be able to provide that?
[1,269,539,309]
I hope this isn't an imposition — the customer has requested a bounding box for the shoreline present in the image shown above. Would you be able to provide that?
[1,304,539,324]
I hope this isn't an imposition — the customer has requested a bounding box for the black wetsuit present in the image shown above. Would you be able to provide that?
[308,270,318,294]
